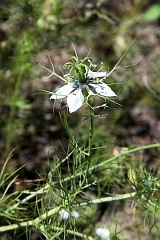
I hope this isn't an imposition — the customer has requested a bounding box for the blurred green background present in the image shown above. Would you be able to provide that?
[0,0,160,239]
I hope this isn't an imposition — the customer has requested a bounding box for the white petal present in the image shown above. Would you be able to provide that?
[67,89,84,113]
[89,83,116,97]
[50,84,74,100]
[88,70,107,78]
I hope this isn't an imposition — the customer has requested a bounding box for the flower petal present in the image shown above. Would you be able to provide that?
[88,70,107,79]
[67,89,84,113]
[89,83,116,97]
[50,84,74,100]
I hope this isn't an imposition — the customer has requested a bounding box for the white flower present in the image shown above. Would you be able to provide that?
[59,209,79,220]
[95,228,110,240]
[50,70,116,113]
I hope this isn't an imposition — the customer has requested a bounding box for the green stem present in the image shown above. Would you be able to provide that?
[88,102,94,158]
[40,226,94,240]
[79,192,137,206]
[7,183,50,212]
[0,206,60,232]
[57,143,160,184]
[9,143,159,211]
[81,99,94,186]
[0,192,137,233]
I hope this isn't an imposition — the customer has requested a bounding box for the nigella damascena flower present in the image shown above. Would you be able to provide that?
[50,70,116,113]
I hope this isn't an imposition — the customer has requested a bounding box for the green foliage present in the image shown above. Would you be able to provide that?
[143,4,160,21]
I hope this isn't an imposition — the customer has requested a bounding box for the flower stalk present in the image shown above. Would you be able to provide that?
[80,96,94,187]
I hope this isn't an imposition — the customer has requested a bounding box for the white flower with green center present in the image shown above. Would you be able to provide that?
[50,70,116,113]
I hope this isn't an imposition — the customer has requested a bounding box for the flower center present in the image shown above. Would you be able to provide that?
[72,80,87,89]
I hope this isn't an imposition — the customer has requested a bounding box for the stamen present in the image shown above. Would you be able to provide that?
[78,82,87,89]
